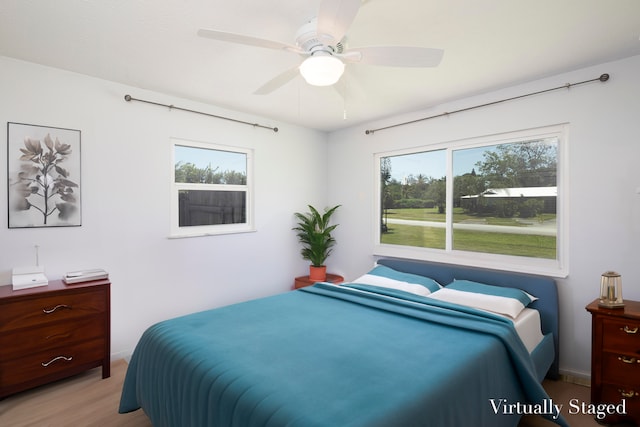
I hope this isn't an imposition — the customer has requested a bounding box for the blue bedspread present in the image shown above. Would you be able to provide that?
[119,283,568,427]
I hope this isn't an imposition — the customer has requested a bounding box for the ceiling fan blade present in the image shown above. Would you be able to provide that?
[253,67,300,95]
[343,46,444,67]
[316,0,361,45]
[197,28,302,54]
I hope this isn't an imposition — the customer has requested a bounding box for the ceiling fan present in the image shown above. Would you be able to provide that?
[197,0,444,95]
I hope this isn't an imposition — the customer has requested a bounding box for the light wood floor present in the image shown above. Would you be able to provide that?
[0,360,635,426]
[0,359,151,427]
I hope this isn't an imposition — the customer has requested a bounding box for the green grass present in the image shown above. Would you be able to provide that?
[381,223,446,249]
[384,207,555,226]
[381,208,557,259]
[384,208,446,222]
[453,229,556,259]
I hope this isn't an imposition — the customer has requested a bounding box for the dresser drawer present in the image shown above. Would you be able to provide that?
[0,338,105,388]
[0,316,105,362]
[602,351,640,384]
[600,383,640,424]
[603,317,640,351]
[0,290,106,333]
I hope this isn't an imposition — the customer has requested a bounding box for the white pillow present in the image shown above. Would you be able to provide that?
[351,274,433,297]
[350,265,442,297]
[427,279,537,318]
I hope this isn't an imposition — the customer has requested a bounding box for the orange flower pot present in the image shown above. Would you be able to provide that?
[309,265,327,282]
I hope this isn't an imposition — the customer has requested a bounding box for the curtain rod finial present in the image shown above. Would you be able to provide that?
[124,94,132,102]
[600,74,610,82]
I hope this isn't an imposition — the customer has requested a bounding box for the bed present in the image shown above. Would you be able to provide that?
[119,258,567,427]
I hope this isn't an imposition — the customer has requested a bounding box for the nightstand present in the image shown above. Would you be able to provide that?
[0,279,110,399]
[586,299,640,425]
[294,274,344,289]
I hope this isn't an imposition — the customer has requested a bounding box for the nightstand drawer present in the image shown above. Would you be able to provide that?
[603,317,640,351]
[0,316,105,362]
[0,338,105,388]
[601,383,640,424]
[0,290,106,333]
[587,299,640,426]
[602,351,640,384]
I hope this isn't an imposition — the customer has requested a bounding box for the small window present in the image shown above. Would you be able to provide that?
[170,139,254,237]
[376,125,567,277]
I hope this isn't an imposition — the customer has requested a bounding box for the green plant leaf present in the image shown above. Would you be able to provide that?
[293,204,340,266]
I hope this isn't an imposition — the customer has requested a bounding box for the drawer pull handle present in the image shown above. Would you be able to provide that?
[42,304,71,314]
[41,355,73,367]
[618,356,640,364]
[45,332,71,340]
[622,326,639,334]
[619,389,639,398]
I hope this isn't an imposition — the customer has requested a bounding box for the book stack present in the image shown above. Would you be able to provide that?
[63,268,109,284]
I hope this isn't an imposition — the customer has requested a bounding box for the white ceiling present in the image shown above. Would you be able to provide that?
[1,0,639,132]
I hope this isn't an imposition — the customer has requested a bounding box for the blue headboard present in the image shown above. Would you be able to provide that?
[377,257,560,379]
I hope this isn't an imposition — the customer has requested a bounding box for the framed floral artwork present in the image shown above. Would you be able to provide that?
[7,122,81,228]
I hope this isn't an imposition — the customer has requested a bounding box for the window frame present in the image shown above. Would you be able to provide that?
[170,138,255,238]
[374,124,569,277]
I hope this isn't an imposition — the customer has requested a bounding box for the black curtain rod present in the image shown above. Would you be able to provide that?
[364,73,610,135]
[123,95,279,133]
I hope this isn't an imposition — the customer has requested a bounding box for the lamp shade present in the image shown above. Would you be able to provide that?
[299,55,345,86]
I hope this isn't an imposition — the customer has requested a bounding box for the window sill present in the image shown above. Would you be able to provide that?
[374,243,568,278]
[169,227,257,239]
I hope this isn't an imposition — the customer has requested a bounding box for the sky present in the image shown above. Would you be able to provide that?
[174,144,246,173]
[385,145,492,182]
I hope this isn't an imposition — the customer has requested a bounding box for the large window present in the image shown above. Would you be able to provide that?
[170,138,254,237]
[376,125,567,276]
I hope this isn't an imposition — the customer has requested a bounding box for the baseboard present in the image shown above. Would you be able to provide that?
[110,350,132,364]
[558,369,591,387]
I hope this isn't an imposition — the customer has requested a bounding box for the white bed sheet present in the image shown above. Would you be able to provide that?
[440,304,544,353]
[511,307,544,353]
[457,305,544,353]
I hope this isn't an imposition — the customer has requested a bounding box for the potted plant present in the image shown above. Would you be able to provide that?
[293,204,341,282]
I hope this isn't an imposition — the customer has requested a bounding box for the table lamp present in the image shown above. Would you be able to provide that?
[598,271,624,308]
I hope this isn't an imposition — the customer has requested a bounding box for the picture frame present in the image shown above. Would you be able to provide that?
[7,122,82,228]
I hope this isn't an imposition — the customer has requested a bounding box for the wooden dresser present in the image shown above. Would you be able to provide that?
[586,299,640,425]
[0,279,110,399]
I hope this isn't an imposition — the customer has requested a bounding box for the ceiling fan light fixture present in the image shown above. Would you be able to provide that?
[299,54,345,86]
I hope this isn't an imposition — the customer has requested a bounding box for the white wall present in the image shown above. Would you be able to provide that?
[3,53,639,379]
[0,56,328,359]
[327,55,640,378]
